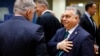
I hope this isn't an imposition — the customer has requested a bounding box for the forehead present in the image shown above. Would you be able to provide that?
[91,4,96,8]
[93,4,96,7]
[36,3,41,6]
[63,10,75,16]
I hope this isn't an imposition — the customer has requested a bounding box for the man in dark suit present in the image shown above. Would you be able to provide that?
[79,2,99,55]
[35,0,61,43]
[0,0,48,56]
[48,6,94,56]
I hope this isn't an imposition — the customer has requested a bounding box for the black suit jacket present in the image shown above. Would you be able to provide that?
[37,12,61,43]
[80,13,98,42]
[97,26,100,55]
[0,16,48,56]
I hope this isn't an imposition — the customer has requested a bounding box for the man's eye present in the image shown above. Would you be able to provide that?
[61,16,64,18]
[65,16,70,18]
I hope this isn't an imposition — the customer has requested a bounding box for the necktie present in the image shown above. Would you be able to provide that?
[90,17,96,31]
[57,31,69,56]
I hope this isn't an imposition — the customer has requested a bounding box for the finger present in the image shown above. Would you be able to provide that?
[65,46,72,50]
[63,48,70,53]
[66,43,73,47]
[66,41,73,44]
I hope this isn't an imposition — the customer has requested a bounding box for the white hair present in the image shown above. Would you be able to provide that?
[13,0,35,12]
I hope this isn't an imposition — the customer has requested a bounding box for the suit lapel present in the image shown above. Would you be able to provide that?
[84,14,92,26]
[59,28,67,41]
[68,26,80,41]
[84,14,95,30]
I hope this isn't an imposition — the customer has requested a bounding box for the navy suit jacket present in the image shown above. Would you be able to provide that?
[48,25,94,56]
[37,12,61,43]
[0,16,48,56]
[80,13,98,42]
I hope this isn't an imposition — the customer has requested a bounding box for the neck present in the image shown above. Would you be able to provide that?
[86,11,93,16]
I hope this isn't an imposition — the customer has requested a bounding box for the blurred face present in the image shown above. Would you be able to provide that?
[88,4,97,16]
[35,3,44,16]
[61,10,79,30]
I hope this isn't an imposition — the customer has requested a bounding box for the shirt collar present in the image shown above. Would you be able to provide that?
[66,24,79,35]
[85,12,91,18]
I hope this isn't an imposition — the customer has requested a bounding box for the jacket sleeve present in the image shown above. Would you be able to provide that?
[81,35,95,56]
[34,26,49,56]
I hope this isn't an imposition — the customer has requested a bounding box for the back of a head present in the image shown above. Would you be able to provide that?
[36,0,49,8]
[13,0,35,13]
[85,1,95,11]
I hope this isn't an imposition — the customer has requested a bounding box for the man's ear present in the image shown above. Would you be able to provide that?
[25,9,32,20]
[26,9,32,17]
[26,9,32,15]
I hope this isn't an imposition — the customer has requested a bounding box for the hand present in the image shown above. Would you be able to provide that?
[57,39,73,52]
[94,44,99,55]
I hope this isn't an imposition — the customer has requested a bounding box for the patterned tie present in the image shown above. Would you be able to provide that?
[57,31,69,56]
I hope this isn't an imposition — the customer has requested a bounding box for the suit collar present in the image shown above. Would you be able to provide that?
[12,16,28,21]
[60,25,79,41]
[83,13,96,30]
[42,10,51,15]
[68,25,80,41]
[83,13,92,24]
[85,12,91,18]
[65,24,79,40]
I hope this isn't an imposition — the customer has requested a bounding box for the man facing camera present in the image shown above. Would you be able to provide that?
[0,0,48,56]
[47,6,94,56]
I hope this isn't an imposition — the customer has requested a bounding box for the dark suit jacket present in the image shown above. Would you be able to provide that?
[97,26,100,55]
[0,16,48,56]
[80,13,98,42]
[37,12,61,43]
[48,25,94,56]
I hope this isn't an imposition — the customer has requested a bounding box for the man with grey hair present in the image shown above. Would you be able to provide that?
[0,0,48,56]
[48,6,94,56]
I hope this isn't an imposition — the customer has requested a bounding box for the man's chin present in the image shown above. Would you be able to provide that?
[64,25,68,28]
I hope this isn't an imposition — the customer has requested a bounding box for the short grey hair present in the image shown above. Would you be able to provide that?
[66,6,81,18]
[13,0,35,12]
[36,0,49,8]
